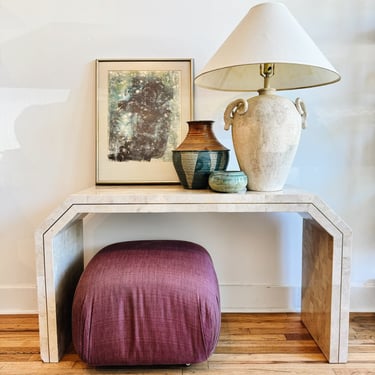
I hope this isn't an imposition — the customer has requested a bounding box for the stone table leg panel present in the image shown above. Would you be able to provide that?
[301,218,338,362]
[42,219,84,362]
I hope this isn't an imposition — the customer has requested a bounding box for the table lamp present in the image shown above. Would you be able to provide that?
[195,2,341,191]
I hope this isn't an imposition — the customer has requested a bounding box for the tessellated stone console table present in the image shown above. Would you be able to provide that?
[35,186,352,363]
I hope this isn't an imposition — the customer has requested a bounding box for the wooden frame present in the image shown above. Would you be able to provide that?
[96,59,193,184]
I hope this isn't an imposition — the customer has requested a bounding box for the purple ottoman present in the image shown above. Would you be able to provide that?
[72,240,221,366]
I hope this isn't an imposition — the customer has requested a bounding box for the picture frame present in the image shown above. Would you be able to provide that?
[96,58,193,184]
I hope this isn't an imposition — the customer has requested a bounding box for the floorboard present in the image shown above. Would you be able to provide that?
[0,313,374,374]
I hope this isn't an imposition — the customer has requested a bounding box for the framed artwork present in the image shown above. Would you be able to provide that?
[96,58,193,184]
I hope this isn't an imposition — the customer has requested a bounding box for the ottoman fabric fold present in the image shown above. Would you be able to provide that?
[72,240,221,366]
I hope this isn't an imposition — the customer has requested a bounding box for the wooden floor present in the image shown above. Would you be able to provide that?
[1,313,375,374]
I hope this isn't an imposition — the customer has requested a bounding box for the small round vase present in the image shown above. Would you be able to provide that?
[209,171,248,193]
[172,120,229,189]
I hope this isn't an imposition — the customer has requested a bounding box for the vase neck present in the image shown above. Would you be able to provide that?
[175,120,228,151]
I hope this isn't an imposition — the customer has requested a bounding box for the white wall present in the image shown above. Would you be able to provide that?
[0,0,373,313]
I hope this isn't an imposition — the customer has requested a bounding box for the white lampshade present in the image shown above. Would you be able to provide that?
[195,2,341,91]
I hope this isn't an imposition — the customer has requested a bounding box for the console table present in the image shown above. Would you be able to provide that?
[35,186,351,363]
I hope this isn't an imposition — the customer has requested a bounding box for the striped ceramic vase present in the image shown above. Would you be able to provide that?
[172,120,229,189]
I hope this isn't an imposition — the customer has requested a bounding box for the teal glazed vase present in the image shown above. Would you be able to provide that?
[209,171,248,193]
[172,120,229,189]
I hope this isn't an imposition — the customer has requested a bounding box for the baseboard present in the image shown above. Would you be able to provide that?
[0,284,38,314]
[0,284,303,314]
[349,285,375,312]
[220,284,302,313]
[221,284,375,313]
[0,283,374,314]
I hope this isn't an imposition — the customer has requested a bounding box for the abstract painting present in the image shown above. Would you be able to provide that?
[96,59,193,184]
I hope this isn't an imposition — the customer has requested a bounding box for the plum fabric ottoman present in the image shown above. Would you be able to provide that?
[72,240,221,366]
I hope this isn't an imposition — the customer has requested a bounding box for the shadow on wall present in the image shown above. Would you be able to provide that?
[0,81,94,288]
[0,25,99,292]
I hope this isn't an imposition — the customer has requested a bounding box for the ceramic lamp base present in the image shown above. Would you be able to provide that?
[224,91,306,191]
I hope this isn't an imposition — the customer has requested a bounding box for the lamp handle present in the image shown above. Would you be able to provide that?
[295,98,307,129]
[224,99,249,130]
